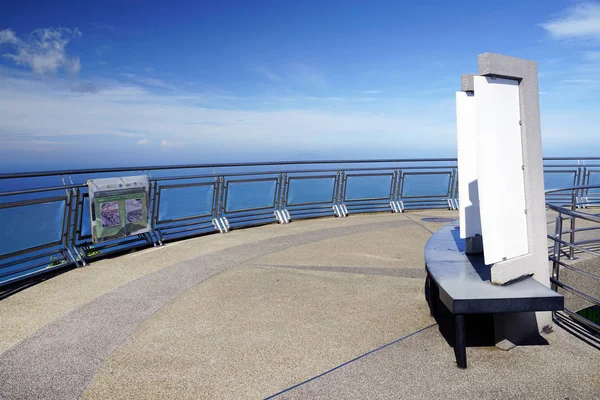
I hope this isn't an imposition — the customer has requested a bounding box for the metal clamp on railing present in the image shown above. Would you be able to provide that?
[274,210,290,224]
[212,217,230,233]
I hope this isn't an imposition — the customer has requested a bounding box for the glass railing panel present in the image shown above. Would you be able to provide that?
[158,184,214,222]
[80,196,92,237]
[586,170,600,195]
[344,174,393,201]
[401,172,451,198]
[287,176,336,205]
[544,170,578,191]
[0,199,66,257]
[225,179,278,212]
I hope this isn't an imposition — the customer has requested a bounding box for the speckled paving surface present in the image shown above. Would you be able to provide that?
[1,210,599,399]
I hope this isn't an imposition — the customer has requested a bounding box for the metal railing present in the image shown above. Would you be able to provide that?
[1,156,600,291]
[546,184,600,339]
[0,158,458,289]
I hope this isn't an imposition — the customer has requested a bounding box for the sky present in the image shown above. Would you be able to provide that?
[1,0,600,171]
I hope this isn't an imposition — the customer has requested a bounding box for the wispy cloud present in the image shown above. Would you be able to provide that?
[137,138,152,145]
[0,29,18,44]
[121,73,175,90]
[540,3,600,40]
[160,140,183,148]
[0,28,82,75]
[248,64,281,83]
[71,81,101,93]
[360,90,381,94]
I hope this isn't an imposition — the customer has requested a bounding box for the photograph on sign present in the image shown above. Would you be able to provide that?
[126,198,144,223]
[100,201,120,227]
[87,176,151,243]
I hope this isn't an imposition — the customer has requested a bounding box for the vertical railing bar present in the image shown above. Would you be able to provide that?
[283,173,291,210]
[333,171,340,205]
[275,173,282,210]
[219,177,226,218]
[70,187,80,246]
[390,170,397,202]
[211,178,219,220]
[569,189,577,260]
[396,169,403,202]
[399,171,405,200]
[70,187,87,265]
[60,189,75,265]
[275,172,284,211]
[551,214,563,293]
[341,171,348,204]
[453,168,460,208]
[583,167,590,205]
[446,169,454,199]
[76,192,87,242]
[388,171,396,201]
[150,179,157,228]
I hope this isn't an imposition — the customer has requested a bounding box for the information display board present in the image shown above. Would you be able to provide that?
[87,176,151,243]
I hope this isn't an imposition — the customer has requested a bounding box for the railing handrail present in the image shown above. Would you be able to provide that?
[3,155,599,180]
[0,158,459,180]
[546,203,600,224]
[545,184,600,195]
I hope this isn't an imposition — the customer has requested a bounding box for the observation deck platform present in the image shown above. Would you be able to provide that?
[0,210,598,399]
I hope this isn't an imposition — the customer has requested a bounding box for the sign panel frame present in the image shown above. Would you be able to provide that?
[87,175,151,243]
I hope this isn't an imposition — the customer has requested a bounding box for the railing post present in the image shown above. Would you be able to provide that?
[214,176,224,219]
[279,172,288,210]
[551,214,563,292]
[150,180,159,230]
[569,189,576,260]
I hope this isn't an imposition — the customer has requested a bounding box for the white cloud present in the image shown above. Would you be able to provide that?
[160,140,183,148]
[0,27,82,76]
[540,3,600,40]
[0,29,18,44]
[0,75,457,155]
[360,90,381,94]
[137,138,152,145]
[121,73,174,90]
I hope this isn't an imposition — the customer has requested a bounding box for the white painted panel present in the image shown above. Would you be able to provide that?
[456,91,481,239]
[474,76,528,265]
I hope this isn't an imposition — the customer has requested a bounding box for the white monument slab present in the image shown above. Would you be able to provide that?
[456,91,481,239]
[474,76,529,265]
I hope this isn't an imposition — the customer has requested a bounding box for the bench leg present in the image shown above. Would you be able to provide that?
[426,271,439,317]
[455,314,467,369]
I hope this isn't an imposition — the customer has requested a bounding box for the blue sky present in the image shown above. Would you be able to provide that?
[1,1,600,171]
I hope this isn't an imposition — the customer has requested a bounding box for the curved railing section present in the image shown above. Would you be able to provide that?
[1,156,600,291]
[546,184,600,340]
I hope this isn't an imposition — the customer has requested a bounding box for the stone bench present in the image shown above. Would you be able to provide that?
[424,223,564,368]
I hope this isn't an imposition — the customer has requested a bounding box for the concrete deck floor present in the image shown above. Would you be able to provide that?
[0,210,599,399]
